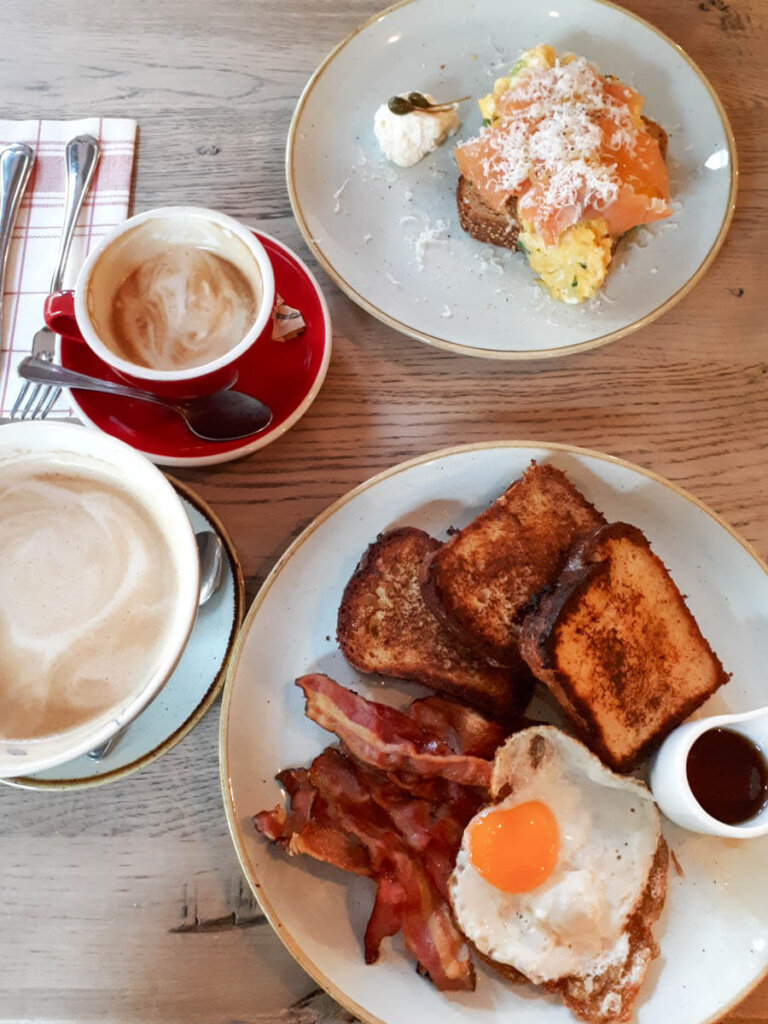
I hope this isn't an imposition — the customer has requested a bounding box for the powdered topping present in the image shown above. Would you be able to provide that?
[455,52,671,247]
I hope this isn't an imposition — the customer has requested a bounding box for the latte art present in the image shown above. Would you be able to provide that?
[0,458,181,741]
[110,245,257,370]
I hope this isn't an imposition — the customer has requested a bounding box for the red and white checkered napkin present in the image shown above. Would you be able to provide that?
[0,117,137,417]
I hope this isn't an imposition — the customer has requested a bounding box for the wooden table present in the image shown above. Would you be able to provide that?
[1,0,765,1020]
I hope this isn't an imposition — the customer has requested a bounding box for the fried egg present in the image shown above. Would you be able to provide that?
[448,726,661,984]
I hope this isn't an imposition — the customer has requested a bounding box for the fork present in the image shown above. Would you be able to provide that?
[11,134,100,419]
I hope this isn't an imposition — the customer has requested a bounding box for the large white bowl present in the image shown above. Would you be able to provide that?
[0,421,200,776]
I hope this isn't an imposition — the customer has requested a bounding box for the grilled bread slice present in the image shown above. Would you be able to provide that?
[519,521,730,771]
[420,463,605,666]
[337,528,533,716]
[457,117,668,250]
[457,176,519,249]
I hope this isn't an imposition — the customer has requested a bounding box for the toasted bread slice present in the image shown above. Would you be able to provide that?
[520,521,730,770]
[457,116,668,250]
[337,528,532,716]
[420,463,605,666]
[457,176,519,249]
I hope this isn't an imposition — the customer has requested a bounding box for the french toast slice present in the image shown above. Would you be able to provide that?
[519,521,730,771]
[337,528,533,716]
[457,116,668,250]
[420,463,606,666]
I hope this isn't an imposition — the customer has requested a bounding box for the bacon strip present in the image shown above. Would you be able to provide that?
[253,766,370,876]
[405,695,508,759]
[365,876,405,964]
[297,674,492,789]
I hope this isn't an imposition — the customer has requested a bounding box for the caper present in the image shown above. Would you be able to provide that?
[388,96,414,115]
[406,91,431,109]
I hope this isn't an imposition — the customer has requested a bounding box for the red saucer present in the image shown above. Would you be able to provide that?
[60,231,332,466]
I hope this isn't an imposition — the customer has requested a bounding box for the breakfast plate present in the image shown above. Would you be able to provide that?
[59,232,332,466]
[221,441,768,1024]
[287,0,736,359]
[6,479,244,790]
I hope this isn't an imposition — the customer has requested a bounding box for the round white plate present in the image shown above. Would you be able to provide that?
[287,0,736,359]
[6,479,244,790]
[221,442,768,1024]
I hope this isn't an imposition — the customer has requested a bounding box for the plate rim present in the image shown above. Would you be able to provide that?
[285,0,738,361]
[219,439,768,1024]
[6,476,246,791]
[65,230,333,467]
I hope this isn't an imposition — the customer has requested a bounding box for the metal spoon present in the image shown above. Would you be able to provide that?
[196,528,223,606]
[17,357,272,441]
[86,529,225,762]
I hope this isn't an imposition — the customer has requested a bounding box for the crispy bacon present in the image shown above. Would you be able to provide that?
[297,674,492,788]
[253,768,315,840]
[405,695,509,758]
[365,876,405,964]
[253,766,370,876]
[308,748,475,991]
[253,677,515,993]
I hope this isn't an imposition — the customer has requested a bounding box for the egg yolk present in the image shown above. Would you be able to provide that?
[468,800,560,893]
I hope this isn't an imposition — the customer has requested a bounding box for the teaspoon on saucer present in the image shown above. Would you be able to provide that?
[16,357,273,441]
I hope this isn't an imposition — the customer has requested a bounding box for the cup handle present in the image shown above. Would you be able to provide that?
[44,290,84,341]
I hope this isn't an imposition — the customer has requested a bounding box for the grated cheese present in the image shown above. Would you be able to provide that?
[472,56,658,234]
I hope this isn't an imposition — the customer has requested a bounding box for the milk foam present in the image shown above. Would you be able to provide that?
[0,457,181,741]
[110,244,257,370]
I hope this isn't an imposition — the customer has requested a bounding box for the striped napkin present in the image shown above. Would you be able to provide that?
[0,118,137,416]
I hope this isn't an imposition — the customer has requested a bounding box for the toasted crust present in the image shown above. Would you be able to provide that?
[545,839,669,1024]
[456,116,668,249]
[420,463,605,666]
[337,528,533,715]
[457,176,519,249]
[520,522,731,771]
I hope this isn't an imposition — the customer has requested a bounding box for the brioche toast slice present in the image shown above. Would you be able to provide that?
[337,528,532,716]
[519,521,730,771]
[456,117,668,251]
[420,463,606,666]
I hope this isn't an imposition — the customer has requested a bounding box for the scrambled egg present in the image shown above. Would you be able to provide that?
[518,218,613,304]
[479,45,558,125]
[479,45,612,304]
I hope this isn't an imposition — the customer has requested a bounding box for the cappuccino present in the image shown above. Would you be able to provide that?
[111,245,257,371]
[0,455,181,741]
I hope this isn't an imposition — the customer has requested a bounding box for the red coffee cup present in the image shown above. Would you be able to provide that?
[45,206,275,399]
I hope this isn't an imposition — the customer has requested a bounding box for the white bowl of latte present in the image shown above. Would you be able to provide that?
[0,421,200,776]
[76,206,275,382]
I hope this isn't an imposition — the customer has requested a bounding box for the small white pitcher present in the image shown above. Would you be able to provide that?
[649,706,768,838]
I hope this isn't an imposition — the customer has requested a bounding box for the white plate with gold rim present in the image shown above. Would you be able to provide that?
[287,0,736,359]
[221,441,768,1024]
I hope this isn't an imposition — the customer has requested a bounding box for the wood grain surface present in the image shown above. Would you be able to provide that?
[1,0,766,1020]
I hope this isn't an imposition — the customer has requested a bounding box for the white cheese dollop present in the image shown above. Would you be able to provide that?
[373,94,461,168]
